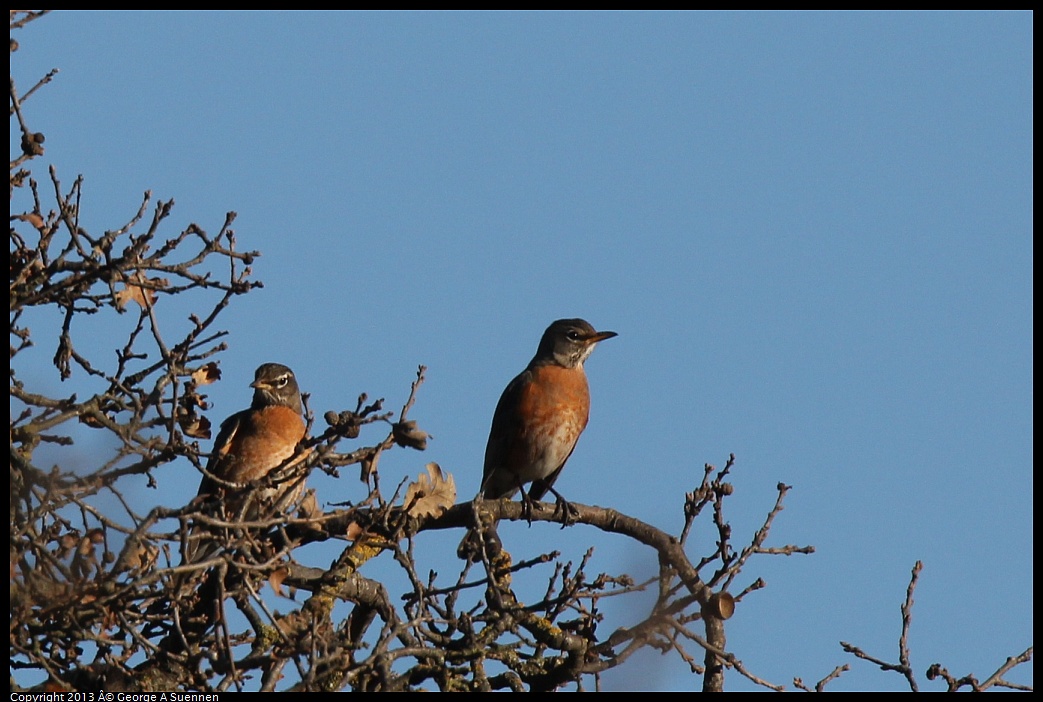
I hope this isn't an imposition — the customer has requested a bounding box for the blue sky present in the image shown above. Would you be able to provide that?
[11,11,1032,691]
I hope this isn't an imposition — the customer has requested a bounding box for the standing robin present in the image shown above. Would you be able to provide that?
[459,319,616,558]
[185,362,308,564]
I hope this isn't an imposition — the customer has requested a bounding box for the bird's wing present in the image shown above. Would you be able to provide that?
[479,369,531,499]
[196,409,246,498]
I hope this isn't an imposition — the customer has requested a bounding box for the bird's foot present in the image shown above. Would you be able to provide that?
[519,490,538,526]
[546,486,579,527]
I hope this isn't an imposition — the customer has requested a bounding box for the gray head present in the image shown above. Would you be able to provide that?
[250,363,303,414]
[532,318,618,369]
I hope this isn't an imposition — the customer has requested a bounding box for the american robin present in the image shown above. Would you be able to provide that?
[459,318,616,557]
[185,362,308,564]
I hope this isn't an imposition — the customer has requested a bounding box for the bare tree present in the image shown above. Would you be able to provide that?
[9,12,1031,693]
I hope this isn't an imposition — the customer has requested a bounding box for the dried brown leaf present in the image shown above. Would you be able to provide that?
[392,420,430,451]
[403,462,456,519]
[177,408,211,440]
[269,567,288,597]
[13,211,45,232]
[360,449,379,483]
[115,538,158,574]
[276,610,308,638]
[191,362,221,386]
[183,391,209,411]
[114,272,167,310]
[298,490,322,520]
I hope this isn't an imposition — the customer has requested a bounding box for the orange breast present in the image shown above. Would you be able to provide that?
[509,364,590,483]
[221,405,306,485]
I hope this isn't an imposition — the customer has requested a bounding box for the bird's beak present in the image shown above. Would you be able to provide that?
[589,330,618,343]
[250,379,268,390]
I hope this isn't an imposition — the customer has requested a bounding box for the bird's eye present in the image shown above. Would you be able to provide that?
[566,330,581,341]
[274,375,289,387]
